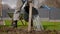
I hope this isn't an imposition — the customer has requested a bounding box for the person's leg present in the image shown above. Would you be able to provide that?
[32,8,44,31]
[31,19,33,27]
[13,10,20,28]
[33,15,44,31]
[12,0,25,28]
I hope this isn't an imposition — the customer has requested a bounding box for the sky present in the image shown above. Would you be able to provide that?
[2,0,17,9]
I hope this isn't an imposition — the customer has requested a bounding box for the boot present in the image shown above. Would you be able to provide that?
[12,20,17,28]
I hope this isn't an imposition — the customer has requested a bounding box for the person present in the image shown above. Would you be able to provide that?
[12,0,27,28]
[13,0,44,31]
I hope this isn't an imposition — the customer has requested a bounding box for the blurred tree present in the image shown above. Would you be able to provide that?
[0,0,2,17]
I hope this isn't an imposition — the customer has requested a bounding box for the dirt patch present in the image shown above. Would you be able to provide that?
[0,26,60,34]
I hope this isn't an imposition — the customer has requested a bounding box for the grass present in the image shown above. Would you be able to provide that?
[4,20,60,30]
[42,21,60,30]
[5,20,28,26]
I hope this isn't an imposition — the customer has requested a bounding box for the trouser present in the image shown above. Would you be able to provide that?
[33,15,44,31]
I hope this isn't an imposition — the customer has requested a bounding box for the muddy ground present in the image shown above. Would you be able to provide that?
[0,26,60,34]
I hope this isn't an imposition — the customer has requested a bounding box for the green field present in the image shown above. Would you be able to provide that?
[4,20,60,30]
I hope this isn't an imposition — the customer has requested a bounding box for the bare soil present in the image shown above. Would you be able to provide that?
[0,26,60,34]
